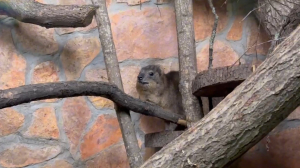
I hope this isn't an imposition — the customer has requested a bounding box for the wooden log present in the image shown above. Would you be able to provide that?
[174,0,204,127]
[255,0,300,55]
[0,0,96,28]
[140,25,300,168]
[145,131,184,148]
[192,64,254,97]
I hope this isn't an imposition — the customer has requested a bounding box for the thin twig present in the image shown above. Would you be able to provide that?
[240,3,266,23]
[230,37,286,67]
[208,0,219,69]
[255,12,262,63]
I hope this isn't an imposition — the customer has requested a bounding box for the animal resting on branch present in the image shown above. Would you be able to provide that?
[0,0,300,168]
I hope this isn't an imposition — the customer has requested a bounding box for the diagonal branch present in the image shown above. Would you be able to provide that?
[0,0,97,28]
[0,81,187,126]
[141,25,300,168]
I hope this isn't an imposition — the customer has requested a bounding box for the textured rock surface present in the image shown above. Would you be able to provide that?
[85,143,129,168]
[32,61,60,102]
[80,114,122,160]
[24,107,59,139]
[62,97,91,155]
[193,0,229,41]
[0,27,26,90]
[197,40,240,72]
[227,14,244,41]
[61,37,101,80]
[0,108,24,137]
[41,160,73,168]
[14,22,59,55]
[246,17,271,55]
[0,145,61,168]
[110,7,178,61]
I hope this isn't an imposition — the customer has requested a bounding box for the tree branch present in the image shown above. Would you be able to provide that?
[175,0,204,127]
[0,81,186,126]
[141,25,300,168]
[0,0,97,28]
[207,0,218,69]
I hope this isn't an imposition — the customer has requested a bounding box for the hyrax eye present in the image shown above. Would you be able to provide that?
[149,72,154,76]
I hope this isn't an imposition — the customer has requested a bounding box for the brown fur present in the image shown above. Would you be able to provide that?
[136,65,185,125]
[136,65,185,161]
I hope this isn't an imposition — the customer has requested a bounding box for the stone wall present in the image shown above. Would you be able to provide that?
[0,0,299,168]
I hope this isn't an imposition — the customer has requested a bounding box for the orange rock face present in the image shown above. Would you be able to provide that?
[24,107,59,139]
[246,17,271,55]
[61,37,101,80]
[0,145,61,168]
[0,108,24,137]
[32,61,60,103]
[0,27,26,90]
[14,22,59,55]
[193,0,229,41]
[110,7,178,61]
[41,160,73,168]
[85,143,129,168]
[227,14,244,41]
[197,40,240,72]
[62,97,91,155]
[80,114,122,160]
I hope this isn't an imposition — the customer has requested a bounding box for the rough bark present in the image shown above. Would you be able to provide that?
[0,81,186,125]
[255,0,300,54]
[91,0,143,167]
[140,25,300,168]
[174,0,204,127]
[0,0,96,28]
[192,64,254,97]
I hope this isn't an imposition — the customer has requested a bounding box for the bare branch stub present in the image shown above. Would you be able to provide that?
[91,0,143,167]
[0,0,97,28]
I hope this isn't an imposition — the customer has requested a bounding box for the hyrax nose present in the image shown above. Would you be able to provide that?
[138,76,143,82]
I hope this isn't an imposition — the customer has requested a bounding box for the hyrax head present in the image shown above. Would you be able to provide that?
[136,65,165,92]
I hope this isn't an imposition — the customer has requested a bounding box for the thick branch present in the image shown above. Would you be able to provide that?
[91,0,143,167]
[0,81,186,125]
[0,0,97,28]
[141,25,300,168]
[175,0,204,127]
[255,0,300,54]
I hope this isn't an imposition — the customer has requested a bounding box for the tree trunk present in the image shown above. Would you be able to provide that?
[174,0,204,127]
[255,0,300,55]
[140,25,300,168]
[0,0,96,28]
[91,0,143,167]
